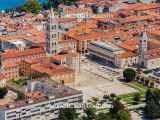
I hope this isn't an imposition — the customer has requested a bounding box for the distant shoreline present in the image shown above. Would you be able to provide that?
[0,0,45,12]
[0,0,26,11]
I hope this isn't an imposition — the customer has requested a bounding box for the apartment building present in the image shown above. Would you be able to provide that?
[0,80,83,120]
[2,61,20,80]
[0,47,46,80]
[1,47,45,64]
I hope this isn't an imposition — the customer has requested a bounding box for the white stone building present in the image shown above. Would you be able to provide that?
[88,41,125,66]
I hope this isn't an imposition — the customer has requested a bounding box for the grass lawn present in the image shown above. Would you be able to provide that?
[118,82,148,105]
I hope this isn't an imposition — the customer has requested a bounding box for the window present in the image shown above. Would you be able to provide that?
[47,34,49,39]
[47,25,50,30]
[52,42,57,46]
[52,34,56,38]
[52,25,56,30]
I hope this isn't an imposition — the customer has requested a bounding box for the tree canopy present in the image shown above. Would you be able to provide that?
[0,87,8,99]
[117,110,131,120]
[144,88,160,118]
[46,0,79,9]
[123,68,136,82]
[110,99,131,120]
[59,107,79,120]
[96,112,114,120]
[110,99,125,116]
[83,106,97,120]
[133,92,141,104]
[20,0,42,13]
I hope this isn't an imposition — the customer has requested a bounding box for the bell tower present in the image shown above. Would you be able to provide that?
[45,9,59,56]
[138,31,148,67]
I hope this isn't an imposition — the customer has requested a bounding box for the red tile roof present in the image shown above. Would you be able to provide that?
[31,64,74,76]
[145,48,160,59]
[118,39,139,51]
[117,52,136,59]
[2,47,45,59]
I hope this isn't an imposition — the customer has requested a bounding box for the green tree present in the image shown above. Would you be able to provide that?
[123,68,136,82]
[144,89,160,118]
[103,94,110,100]
[83,106,97,120]
[46,0,79,9]
[117,110,131,120]
[46,0,66,9]
[144,79,150,86]
[96,112,113,120]
[150,81,155,88]
[133,92,141,104]
[109,99,131,119]
[110,99,125,116]
[110,93,116,98]
[91,97,99,105]
[20,0,42,13]
[0,87,8,99]
[59,107,79,120]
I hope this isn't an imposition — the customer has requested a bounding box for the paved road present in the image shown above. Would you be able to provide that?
[128,103,145,110]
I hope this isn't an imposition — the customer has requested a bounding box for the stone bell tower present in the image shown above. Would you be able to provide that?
[138,31,148,67]
[45,9,59,56]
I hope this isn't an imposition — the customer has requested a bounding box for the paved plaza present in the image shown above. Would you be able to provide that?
[69,58,137,102]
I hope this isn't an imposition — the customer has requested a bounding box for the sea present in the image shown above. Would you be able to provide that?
[0,0,45,10]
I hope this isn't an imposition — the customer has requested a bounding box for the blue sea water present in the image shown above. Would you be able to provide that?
[0,0,45,10]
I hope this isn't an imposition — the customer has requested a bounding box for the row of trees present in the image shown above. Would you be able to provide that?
[58,88,160,120]
[59,97,131,120]
[19,0,80,13]
[122,68,160,119]
[123,68,155,88]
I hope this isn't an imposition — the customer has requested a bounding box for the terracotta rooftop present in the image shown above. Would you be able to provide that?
[63,7,93,14]
[31,63,74,76]
[2,47,45,59]
[121,15,154,23]
[145,48,160,59]
[122,3,160,11]
[119,39,139,51]
[117,51,137,59]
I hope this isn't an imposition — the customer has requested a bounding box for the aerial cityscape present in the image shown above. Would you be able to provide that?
[0,0,160,120]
